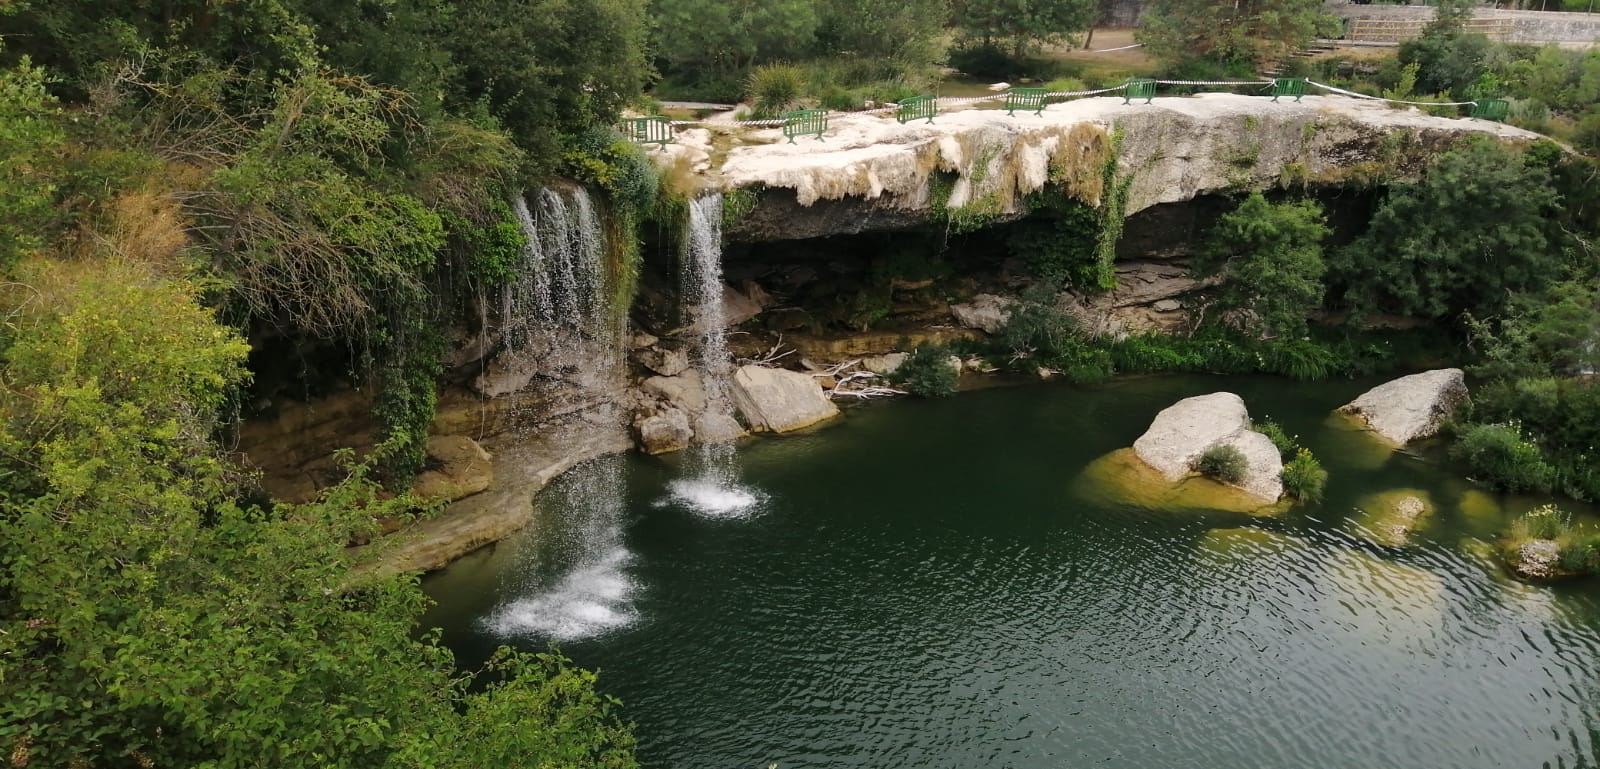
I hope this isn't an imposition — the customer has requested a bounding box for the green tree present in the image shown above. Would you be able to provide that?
[1137,0,1335,71]
[949,0,1095,60]
[650,0,818,81]
[1329,138,1561,322]
[0,255,638,768]
[1198,193,1329,339]
[447,0,651,168]
[0,52,62,271]
[814,0,948,65]
[1465,279,1600,380]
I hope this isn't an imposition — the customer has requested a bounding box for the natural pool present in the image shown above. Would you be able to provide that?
[423,375,1600,769]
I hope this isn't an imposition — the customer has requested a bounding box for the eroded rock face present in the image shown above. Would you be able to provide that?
[862,352,907,374]
[412,435,494,501]
[1132,392,1283,503]
[730,365,840,432]
[1339,368,1468,445]
[642,370,709,415]
[950,294,1015,334]
[636,346,690,377]
[635,409,693,455]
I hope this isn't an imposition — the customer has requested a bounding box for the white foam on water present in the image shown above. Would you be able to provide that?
[484,458,638,642]
[663,477,763,519]
[486,547,637,642]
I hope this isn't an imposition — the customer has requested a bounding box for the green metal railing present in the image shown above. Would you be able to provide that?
[622,116,674,147]
[1123,78,1157,105]
[897,94,937,124]
[1271,78,1308,102]
[1005,87,1049,116]
[1470,98,1509,121]
[783,109,829,142]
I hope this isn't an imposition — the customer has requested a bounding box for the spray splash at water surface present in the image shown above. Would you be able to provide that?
[486,457,637,641]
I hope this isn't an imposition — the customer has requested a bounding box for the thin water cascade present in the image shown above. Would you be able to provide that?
[493,187,622,397]
[670,192,761,518]
[485,457,635,641]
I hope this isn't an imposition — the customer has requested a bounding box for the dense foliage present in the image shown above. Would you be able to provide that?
[1329,138,1560,322]
[895,344,960,397]
[1137,0,1337,73]
[0,1,652,765]
[0,253,637,766]
[1198,192,1329,339]
[1280,448,1327,504]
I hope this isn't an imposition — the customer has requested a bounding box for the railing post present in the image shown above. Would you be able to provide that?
[622,116,674,147]
[897,94,937,124]
[782,109,829,143]
[1005,87,1049,117]
[1123,78,1156,105]
[1271,77,1307,102]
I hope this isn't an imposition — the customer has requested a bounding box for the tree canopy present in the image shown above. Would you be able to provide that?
[1137,0,1336,72]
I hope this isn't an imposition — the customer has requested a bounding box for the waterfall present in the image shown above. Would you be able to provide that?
[481,187,635,640]
[667,193,761,518]
[494,187,622,394]
[486,456,635,641]
[683,193,734,419]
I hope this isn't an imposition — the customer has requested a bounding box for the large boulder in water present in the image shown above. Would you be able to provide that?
[1338,368,1468,446]
[731,365,839,433]
[1132,392,1283,503]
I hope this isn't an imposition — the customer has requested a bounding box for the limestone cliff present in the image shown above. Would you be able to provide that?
[660,93,1542,243]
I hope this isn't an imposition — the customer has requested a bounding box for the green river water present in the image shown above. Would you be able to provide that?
[423,374,1600,769]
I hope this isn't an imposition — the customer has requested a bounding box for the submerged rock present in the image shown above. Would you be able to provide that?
[730,365,840,432]
[1338,368,1468,446]
[1131,392,1283,502]
[1073,448,1284,515]
[1354,490,1432,546]
[1513,539,1563,580]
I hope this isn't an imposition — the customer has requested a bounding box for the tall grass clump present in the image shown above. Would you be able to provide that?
[745,64,807,118]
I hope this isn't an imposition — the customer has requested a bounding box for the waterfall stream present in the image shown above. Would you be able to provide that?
[495,187,622,395]
[482,187,635,640]
[485,456,634,641]
[669,193,761,518]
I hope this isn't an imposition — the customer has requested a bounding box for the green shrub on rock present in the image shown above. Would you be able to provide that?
[1254,418,1298,459]
[1281,447,1328,504]
[1450,422,1555,493]
[1196,444,1248,484]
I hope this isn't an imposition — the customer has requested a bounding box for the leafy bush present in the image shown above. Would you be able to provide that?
[1557,531,1600,573]
[1254,419,1298,459]
[1450,422,1555,493]
[993,288,1112,382]
[1281,448,1328,503]
[1196,444,1248,484]
[894,343,958,397]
